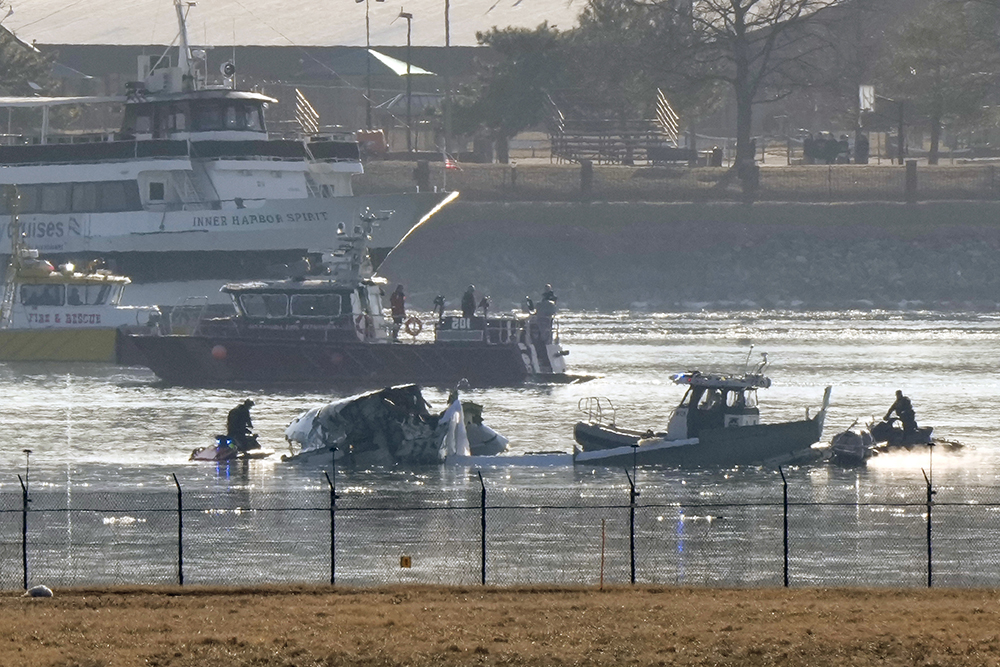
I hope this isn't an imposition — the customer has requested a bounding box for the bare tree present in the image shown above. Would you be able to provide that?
[637,0,845,167]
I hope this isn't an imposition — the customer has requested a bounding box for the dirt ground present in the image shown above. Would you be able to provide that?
[2,585,999,666]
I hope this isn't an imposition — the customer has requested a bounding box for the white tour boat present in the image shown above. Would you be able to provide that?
[0,0,455,306]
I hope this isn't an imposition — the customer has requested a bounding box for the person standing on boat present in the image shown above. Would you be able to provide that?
[390,284,406,342]
[884,390,918,434]
[462,285,477,319]
[535,284,558,343]
[227,399,256,451]
[433,295,446,323]
[478,295,491,319]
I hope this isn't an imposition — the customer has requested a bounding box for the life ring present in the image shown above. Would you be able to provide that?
[404,316,423,336]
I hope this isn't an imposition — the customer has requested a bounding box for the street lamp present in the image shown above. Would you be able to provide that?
[357,0,385,131]
[398,9,413,152]
[444,0,452,155]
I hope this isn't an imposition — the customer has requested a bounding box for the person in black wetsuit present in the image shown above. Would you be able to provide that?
[461,285,477,318]
[227,399,257,451]
[884,390,917,435]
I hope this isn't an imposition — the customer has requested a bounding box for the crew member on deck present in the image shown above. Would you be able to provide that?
[227,399,256,451]
[462,285,477,319]
[478,295,491,319]
[390,284,406,341]
[541,284,557,305]
[433,295,446,322]
[884,390,918,434]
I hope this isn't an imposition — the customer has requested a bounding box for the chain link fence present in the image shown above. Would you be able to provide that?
[3,469,1000,590]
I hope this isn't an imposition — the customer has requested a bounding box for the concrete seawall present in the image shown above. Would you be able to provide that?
[378,200,1000,311]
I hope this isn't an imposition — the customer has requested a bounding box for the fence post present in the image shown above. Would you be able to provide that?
[779,467,789,587]
[625,467,638,585]
[923,467,935,588]
[324,467,337,586]
[478,471,486,585]
[18,475,27,590]
[173,473,183,586]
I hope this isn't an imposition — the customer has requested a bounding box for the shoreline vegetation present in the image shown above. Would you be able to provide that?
[5,585,999,666]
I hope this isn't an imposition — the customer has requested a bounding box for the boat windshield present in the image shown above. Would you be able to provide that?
[290,294,345,318]
[67,284,113,306]
[122,99,266,137]
[238,293,289,318]
[20,284,64,306]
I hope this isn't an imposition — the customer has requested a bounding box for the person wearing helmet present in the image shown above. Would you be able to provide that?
[461,285,477,319]
[227,398,257,451]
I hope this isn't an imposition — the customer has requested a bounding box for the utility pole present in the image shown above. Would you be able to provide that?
[399,10,414,152]
[358,0,385,130]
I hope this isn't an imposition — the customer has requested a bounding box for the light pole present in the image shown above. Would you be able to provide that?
[399,9,413,152]
[444,0,452,155]
[357,0,385,130]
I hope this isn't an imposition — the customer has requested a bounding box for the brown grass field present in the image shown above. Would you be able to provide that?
[4,585,1000,666]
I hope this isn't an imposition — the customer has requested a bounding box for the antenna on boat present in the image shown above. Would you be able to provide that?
[742,344,754,375]
[174,0,195,90]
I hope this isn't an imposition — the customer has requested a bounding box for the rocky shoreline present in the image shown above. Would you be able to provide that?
[379,200,1000,311]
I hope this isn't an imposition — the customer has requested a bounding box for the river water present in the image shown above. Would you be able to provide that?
[1,309,996,484]
[2,310,999,587]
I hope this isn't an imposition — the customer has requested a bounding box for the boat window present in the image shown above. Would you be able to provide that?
[149,182,165,201]
[67,286,83,306]
[97,181,140,212]
[697,389,722,411]
[41,184,71,213]
[16,185,39,214]
[85,284,112,305]
[134,111,153,135]
[192,103,224,131]
[745,390,758,409]
[71,183,98,212]
[290,294,342,318]
[20,284,65,307]
[247,104,264,131]
[726,391,744,408]
[678,388,693,408]
[239,293,288,318]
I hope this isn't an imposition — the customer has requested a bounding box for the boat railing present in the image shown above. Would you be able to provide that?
[578,396,617,426]
[167,297,210,335]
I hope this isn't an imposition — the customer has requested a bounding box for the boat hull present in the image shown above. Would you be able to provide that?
[0,328,120,362]
[573,422,653,450]
[573,417,826,467]
[126,334,533,387]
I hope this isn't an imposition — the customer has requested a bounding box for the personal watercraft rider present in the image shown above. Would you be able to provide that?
[884,390,918,435]
[227,399,257,451]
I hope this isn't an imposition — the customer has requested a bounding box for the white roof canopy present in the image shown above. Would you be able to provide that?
[368,49,435,77]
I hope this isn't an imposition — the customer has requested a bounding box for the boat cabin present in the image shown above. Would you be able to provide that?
[665,372,768,440]
[207,277,388,342]
[3,249,157,330]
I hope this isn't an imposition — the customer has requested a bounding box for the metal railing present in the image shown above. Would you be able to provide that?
[3,467,999,590]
